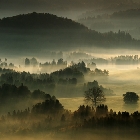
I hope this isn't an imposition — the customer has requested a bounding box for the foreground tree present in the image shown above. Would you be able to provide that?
[84,87,105,107]
[123,92,139,103]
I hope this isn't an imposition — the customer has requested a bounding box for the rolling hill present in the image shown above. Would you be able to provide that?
[78,9,140,38]
[0,12,139,56]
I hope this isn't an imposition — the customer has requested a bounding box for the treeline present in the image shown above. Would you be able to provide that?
[81,55,140,65]
[0,67,15,74]
[0,69,80,93]
[0,63,109,98]
[0,58,15,69]
[0,61,108,85]
[73,104,140,131]
[0,84,51,104]
[0,83,54,114]
[39,58,67,73]
[1,103,140,135]
[80,57,108,65]
[84,80,114,96]
[78,8,140,37]
[66,52,93,61]
[79,9,140,21]
[110,55,140,65]
[0,80,112,113]
[111,9,140,19]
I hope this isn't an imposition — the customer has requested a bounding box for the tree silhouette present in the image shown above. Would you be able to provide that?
[123,92,139,103]
[84,87,105,107]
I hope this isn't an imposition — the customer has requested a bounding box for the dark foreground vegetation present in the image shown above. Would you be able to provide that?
[0,65,139,139]
[1,97,140,139]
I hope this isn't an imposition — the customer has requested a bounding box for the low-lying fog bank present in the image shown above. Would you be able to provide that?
[59,96,140,113]
[1,129,140,140]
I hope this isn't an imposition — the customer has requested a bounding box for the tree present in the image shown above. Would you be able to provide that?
[84,87,105,107]
[25,58,30,66]
[123,92,139,103]
[30,57,38,66]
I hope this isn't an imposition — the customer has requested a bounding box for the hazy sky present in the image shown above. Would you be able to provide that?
[0,0,140,19]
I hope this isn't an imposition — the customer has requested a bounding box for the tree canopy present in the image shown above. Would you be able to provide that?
[84,87,105,107]
[123,92,139,103]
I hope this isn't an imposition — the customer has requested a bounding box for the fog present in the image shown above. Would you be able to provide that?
[59,96,140,113]
[1,4,140,138]
[77,10,140,39]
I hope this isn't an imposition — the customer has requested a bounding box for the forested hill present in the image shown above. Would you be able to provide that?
[0,12,140,55]
[77,8,140,39]
[0,12,87,29]
[111,9,140,19]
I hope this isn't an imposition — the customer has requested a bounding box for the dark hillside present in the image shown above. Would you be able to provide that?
[0,12,139,56]
[0,12,87,29]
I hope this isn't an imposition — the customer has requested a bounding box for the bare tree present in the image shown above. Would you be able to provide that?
[84,87,105,107]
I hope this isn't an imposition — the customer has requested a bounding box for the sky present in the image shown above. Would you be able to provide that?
[0,0,140,19]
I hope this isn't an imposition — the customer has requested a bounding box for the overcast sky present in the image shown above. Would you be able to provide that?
[0,0,140,19]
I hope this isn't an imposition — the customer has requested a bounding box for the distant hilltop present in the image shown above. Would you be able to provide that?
[0,12,87,30]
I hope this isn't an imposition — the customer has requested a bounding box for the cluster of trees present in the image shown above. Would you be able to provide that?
[40,58,67,66]
[0,67,14,74]
[84,80,114,96]
[58,78,77,85]
[84,82,139,107]
[80,54,140,66]
[93,68,109,76]
[66,52,93,61]
[0,65,110,97]
[50,67,84,82]
[0,58,15,69]
[0,80,139,135]
[70,61,109,77]
[87,62,96,69]
[26,58,67,67]
[0,67,83,97]
[110,55,140,65]
[32,97,63,114]
[82,109,140,130]
[78,9,140,34]
[73,104,108,121]
[25,57,38,67]
[1,102,140,135]
[0,84,51,103]
[111,9,140,19]
[79,57,108,65]
[0,71,55,92]
[40,58,67,73]
[123,92,139,103]
[70,61,90,74]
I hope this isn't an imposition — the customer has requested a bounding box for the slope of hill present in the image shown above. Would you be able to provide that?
[78,9,140,38]
[0,12,87,29]
[0,12,139,56]
[111,9,140,19]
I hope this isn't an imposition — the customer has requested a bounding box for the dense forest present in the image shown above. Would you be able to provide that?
[0,60,110,98]
[0,88,140,139]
